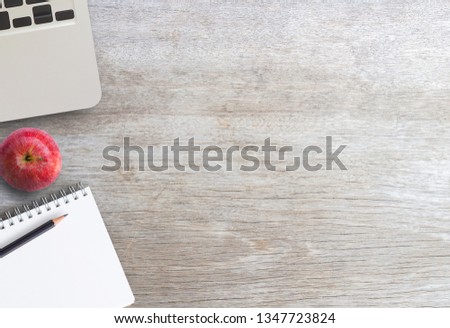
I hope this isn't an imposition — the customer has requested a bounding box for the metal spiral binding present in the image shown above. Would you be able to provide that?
[0,182,88,230]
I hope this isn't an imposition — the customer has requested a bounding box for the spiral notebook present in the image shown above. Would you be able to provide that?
[0,184,135,308]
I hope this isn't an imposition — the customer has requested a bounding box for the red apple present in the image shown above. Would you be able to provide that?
[0,128,62,192]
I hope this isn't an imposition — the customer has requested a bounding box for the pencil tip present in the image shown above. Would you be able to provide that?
[53,214,68,225]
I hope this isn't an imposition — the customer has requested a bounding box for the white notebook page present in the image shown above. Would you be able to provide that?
[0,186,134,308]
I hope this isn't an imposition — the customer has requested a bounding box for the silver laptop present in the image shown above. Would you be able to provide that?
[0,0,101,122]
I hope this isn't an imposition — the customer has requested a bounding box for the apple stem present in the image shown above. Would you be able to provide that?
[24,153,33,162]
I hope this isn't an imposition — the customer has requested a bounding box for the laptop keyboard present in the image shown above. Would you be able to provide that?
[0,0,75,32]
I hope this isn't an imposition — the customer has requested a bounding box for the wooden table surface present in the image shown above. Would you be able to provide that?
[1,1,450,307]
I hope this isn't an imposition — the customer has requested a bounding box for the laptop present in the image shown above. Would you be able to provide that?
[0,0,101,122]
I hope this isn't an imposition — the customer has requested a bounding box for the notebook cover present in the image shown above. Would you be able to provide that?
[0,186,135,308]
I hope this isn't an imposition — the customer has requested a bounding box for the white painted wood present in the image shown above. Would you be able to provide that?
[1,0,450,307]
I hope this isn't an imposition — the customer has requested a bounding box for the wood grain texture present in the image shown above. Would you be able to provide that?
[1,0,450,307]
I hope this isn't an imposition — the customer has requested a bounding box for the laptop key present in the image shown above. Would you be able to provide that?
[0,12,11,30]
[4,0,23,8]
[55,10,74,21]
[33,4,53,25]
[26,0,48,4]
[13,16,32,28]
